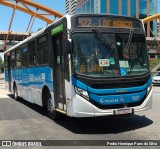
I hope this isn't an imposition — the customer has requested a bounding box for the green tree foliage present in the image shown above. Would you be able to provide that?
[150,58,160,70]
[38,28,43,31]
[0,56,3,64]
[0,56,4,73]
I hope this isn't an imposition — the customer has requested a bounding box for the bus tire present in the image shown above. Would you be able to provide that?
[46,92,60,120]
[13,84,20,101]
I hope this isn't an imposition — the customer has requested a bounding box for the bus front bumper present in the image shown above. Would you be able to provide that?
[72,89,152,117]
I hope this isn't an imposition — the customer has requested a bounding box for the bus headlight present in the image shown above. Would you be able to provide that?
[147,84,152,95]
[75,87,89,99]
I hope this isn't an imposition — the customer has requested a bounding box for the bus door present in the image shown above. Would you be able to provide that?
[7,54,11,91]
[52,27,66,111]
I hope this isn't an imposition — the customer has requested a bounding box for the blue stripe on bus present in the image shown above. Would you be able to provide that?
[11,66,53,91]
[72,76,88,90]
[72,76,152,95]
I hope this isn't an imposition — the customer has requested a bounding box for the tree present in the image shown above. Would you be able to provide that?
[38,28,43,31]
[0,56,4,73]
[0,56,3,64]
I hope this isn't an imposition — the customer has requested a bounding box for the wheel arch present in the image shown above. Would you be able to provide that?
[42,85,52,107]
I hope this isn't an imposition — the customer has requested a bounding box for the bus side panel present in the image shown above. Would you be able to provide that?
[4,54,11,91]
[10,66,53,107]
[12,69,22,95]
[27,66,53,106]
[21,67,29,101]
[4,69,9,90]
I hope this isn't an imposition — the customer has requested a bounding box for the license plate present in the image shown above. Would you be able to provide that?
[116,108,132,115]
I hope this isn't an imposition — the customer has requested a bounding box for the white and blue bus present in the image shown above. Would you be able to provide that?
[4,14,152,119]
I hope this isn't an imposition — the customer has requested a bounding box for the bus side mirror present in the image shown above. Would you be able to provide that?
[66,40,72,54]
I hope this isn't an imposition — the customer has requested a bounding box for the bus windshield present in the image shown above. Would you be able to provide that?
[72,33,149,77]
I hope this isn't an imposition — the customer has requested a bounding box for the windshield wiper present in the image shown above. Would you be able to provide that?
[124,30,134,53]
[92,28,114,50]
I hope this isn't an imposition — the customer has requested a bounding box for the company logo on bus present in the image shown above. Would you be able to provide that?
[100,98,119,103]
[120,96,125,103]
[100,98,105,103]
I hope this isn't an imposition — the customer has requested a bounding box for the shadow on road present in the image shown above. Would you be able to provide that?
[55,115,153,134]
[8,94,48,117]
[8,94,153,135]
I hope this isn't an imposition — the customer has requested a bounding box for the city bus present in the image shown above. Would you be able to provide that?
[4,14,152,119]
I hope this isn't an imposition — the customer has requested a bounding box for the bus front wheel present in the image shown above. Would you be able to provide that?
[47,93,60,120]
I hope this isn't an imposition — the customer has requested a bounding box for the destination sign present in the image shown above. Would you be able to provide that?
[76,17,140,29]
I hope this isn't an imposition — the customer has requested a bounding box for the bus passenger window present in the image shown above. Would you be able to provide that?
[4,54,8,69]
[29,40,36,66]
[11,51,16,69]
[21,46,28,67]
[16,49,22,68]
[37,34,49,65]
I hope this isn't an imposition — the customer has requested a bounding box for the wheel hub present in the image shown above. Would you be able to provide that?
[48,98,54,111]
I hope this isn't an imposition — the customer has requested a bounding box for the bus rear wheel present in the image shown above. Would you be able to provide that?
[47,94,60,120]
[13,84,20,100]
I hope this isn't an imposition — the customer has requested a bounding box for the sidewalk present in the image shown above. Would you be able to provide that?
[0,73,10,98]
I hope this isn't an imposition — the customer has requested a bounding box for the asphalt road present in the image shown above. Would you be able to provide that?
[0,73,160,148]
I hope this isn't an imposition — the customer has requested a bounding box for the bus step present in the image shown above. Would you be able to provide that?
[55,108,67,115]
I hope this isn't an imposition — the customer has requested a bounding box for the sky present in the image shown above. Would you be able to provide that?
[0,0,160,33]
[0,0,65,59]
[0,0,160,59]
[158,0,160,13]
[0,0,65,32]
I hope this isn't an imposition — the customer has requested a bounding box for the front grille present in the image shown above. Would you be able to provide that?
[91,81,145,89]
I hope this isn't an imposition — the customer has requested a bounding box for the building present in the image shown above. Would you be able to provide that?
[75,0,157,37]
[147,37,160,59]
[65,0,78,14]
[75,0,157,17]
[157,19,160,38]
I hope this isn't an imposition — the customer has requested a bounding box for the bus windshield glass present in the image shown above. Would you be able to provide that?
[72,33,149,77]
